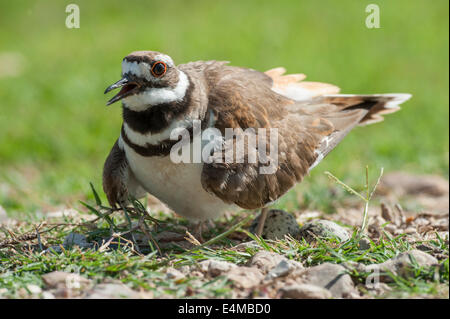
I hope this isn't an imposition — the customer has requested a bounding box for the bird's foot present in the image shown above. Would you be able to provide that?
[188,220,215,244]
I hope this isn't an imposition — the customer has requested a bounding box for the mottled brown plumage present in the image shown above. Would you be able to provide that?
[102,51,411,224]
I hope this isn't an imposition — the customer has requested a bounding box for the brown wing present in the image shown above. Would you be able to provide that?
[200,65,410,209]
[201,113,338,209]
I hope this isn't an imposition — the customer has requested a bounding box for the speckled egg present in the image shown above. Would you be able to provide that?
[249,209,300,240]
[298,219,350,243]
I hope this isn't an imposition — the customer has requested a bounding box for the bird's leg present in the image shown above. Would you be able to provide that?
[255,207,269,237]
[192,221,206,243]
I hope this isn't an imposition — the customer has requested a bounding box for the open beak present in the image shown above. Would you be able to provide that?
[104,77,139,105]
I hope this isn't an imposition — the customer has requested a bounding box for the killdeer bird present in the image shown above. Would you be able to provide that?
[103,50,411,239]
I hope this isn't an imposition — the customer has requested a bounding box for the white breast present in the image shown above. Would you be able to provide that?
[123,143,237,221]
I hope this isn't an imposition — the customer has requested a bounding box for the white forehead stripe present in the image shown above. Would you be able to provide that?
[122,60,153,81]
[153,54,174,67]
[121,54,175,81]
[122,71,189,111]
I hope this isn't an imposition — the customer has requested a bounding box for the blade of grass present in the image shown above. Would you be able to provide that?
[324,171,367,202]
[79,200,116,230]
[189,214,255,251]
[89,182,102,206]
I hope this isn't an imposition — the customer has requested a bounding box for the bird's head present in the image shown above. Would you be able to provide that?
[105,51,187,111]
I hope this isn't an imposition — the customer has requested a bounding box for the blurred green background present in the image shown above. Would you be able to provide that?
[0,0,448,214]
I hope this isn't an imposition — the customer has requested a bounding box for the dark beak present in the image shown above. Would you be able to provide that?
[104,77,139,105]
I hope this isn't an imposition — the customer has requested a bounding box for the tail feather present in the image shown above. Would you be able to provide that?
[321,93,412,126]
[264,68,411,125]
[304,93,411,169]
[265,67,340,101]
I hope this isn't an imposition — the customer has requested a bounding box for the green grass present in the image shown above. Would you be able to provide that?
[0,179,447,299]
[0,0,448,213]
[1,213,447,298]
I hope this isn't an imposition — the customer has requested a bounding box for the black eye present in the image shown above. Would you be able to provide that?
[151,61,167,77]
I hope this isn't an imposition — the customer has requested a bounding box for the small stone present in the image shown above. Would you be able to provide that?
[404,227,417,234]
[198,260,238,277]
[358,237,371,250]
[86,283,140,299]
[42,291,55,299]
[63,233,92,249]
[226,267,264,289]
[381,202,395,223]
[384,224,398,235]
[190,271,204,279]
[264,259,303,280]
[292,263,357,298]
[233,241,260,251]
[26,284,42,294]
[266,260,291,280]
[198,260,212,273]
[178,265,191,274]
[298,220,350,243]
[247,251,287,274]
[207,260,237,277]
[42,271,91,289]
[367,249,439,282]
[393,249,438,268]
[44,245,63,254]
[17,288,28,298]
[249,210,300,240]
[279,284,332,299]
[394,204,406,225]
[165,267,185,281]
[381,203,405,227]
